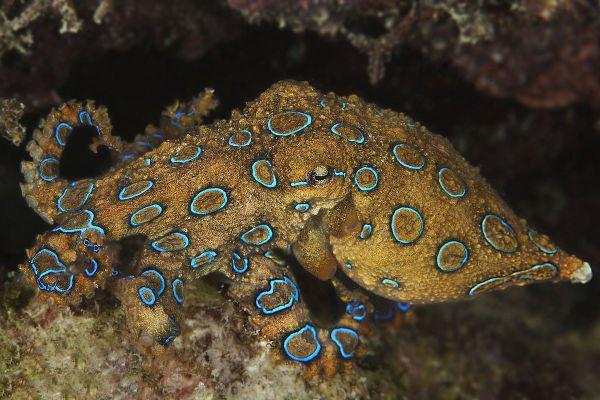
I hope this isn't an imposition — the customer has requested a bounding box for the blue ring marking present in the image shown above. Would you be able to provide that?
[30,250,58,275]
[137,141,153,150]
[255,276,299,315]
[129,203,163,227]
[283,325,321,363]
[438,167,467,198]
[83,239,101,253]
[390,206,424,244]
[330,122,365,144]
[36,270,75,295]
[170,145,202,164]
[29,248,74,294]
[359,223,373,239]
[231,251,249,274]
[161,316,180,347]
[144,158,151,166]
[52,209,105,237]
[162,336,176,346]
[333,169,346,177]
[83,239,100,253]
[527,230,557,254]
[118,180,154,201]
[263,250,287,267]
[319,98,326,108]
[513,262,558,282]
[373,303,394,321]
[354,166,379,191]
[172,109,195,124]
[170,114,186,128]
[38,158,60,182]
[471,263,557,293]
[468,277,505,297]
[345,262,352,269]
[140,268,166,297]
[345,301,367,321]
[330,327,359,359]
[392,143,426,170]
[240,224,274,246]
[141,269,166,296]
[172,278,185,304]
[84,259,98,277]
[251,159,277,188]
[228,129,253,147]
[267,111,312,137]
[294,203,311,213]
[396,302,412,312]
[150,231,189,253]
[341,102,347,110]
[290,180,308,187]
[148,133,163,140]
[120,154,135,161]
[78,111,93,126]
[381,278,399,288]
[481,214,519,253]
[190,187,228,215]
[57,181,95,213]
[138,287,156,306]
[190,250,218,269]
[54,122,73,147]
[436,240,469,272]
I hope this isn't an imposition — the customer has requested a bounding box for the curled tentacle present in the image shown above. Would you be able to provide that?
[116,125,165,168]
[20,101,123,223]
[114,89,218,168]
[113,264,185,348]
[20,228,113,306]
[226,253,386,377]
[159,88,219,139]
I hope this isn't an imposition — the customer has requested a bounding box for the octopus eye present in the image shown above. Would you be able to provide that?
[308,165,332,185]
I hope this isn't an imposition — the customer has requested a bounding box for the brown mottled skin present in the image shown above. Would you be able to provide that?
[16,81,591,368]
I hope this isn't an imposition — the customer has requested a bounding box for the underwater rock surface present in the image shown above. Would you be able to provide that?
[2,274,599,398]
[229,0,600,108]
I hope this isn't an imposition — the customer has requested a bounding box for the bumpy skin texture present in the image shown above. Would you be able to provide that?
[18,80,590,367]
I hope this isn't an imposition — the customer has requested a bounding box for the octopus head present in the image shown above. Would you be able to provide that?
[273,134,354,211]
[324,146,592,303]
